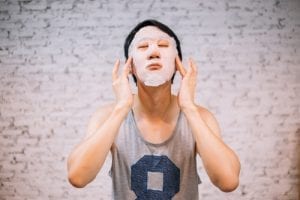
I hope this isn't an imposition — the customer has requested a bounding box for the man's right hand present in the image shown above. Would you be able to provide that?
[112,57,134,111]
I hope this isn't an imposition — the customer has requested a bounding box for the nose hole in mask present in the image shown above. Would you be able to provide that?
[148,51,160,59]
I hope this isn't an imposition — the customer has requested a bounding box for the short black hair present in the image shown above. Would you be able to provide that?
[124,19,182,84]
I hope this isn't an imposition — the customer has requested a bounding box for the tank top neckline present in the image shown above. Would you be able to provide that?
[129,109,182,147]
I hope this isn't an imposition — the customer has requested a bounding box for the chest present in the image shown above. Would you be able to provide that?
[136,118,177,144]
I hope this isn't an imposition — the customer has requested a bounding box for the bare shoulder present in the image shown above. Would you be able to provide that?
[85,102,116,139]
[196,105,222,138]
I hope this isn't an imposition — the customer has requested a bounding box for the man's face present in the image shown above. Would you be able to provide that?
[129,26,178,87]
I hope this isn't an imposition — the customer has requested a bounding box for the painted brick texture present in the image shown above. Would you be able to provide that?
[0,0,299,199]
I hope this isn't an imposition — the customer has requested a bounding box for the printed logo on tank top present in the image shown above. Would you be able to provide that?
[131,155,180,200]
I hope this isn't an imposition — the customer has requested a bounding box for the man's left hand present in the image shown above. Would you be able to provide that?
[176,55,198,111]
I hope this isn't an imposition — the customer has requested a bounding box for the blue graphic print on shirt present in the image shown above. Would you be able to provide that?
[131,155,180,200]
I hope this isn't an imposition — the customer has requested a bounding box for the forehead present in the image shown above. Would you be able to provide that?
[132,26,173,43]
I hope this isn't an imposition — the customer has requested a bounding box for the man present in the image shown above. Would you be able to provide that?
[67,19,240,199]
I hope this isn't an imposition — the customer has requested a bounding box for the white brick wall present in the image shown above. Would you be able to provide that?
[0,0,299,199]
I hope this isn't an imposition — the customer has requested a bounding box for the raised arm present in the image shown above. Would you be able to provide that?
[176,56,241,192]
[67,57,133,188]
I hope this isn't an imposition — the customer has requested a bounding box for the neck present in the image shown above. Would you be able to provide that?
[134,81,174,119]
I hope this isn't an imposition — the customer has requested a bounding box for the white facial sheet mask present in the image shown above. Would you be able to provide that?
[129,26,178,87]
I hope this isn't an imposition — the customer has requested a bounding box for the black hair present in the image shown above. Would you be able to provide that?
[124,19,182,84]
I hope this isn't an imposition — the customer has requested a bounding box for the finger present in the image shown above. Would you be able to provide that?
[186,61,193,76]
[122,56,132,76]
[186,59,193,76]
[112,59,120,81]
[189,57,197,74]
[175,55,186,77]
[129,57,134,74]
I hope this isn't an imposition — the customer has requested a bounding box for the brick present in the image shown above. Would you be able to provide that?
[9,28,35,38]
[0,20,23,29]
[0,55,26,64]
[23,18,48,28]
[27,54,52,65]
[20,0,47,11]
[0,2,20,13]
[50,1,74,10]
[34,46,62,55]
[10,46,35,55]
[22,37,48,47]
[0,39,19,47]
[52,54,79,64]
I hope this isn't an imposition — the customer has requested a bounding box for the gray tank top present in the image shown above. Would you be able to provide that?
[110,110,200,200]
